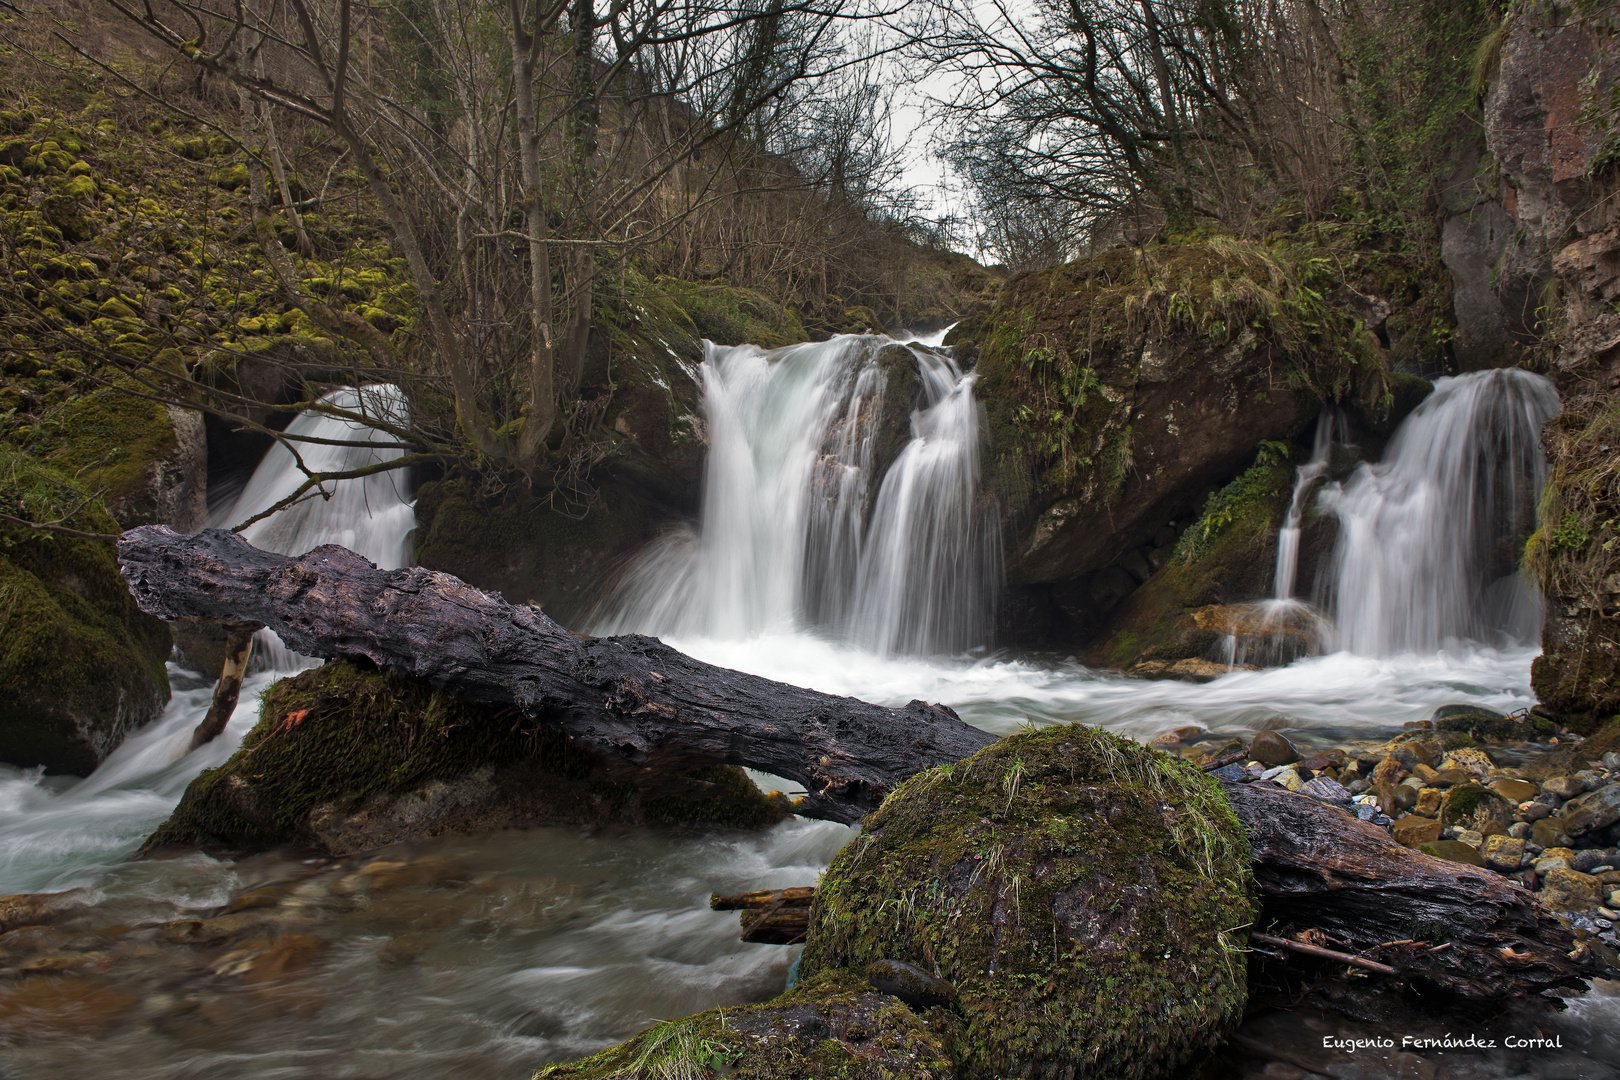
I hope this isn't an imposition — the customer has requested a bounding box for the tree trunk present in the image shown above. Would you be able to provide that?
[115,526,1598,1002]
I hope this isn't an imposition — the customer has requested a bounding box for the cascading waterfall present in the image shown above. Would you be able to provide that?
[595,334,998,656]
[1319,368,1559,655]
[1273,409,1347,602]
[218,384,415,670]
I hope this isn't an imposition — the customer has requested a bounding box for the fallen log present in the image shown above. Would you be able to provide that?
[1225,780,1594,1002]
[117,527,993,823]
[712,889,816,945]
[117,526,1596,1003]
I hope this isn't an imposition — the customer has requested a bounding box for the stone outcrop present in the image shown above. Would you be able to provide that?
[1487,2,1620,731]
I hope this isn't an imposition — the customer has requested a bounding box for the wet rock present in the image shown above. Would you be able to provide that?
[1562,783,1620,836]
[1490,778,1540,803]
[1509,821,1531,840]
[800,723,1253,1080]
[1415,788,1442,817]
[1533,817,1574,849]
[1540,868,1603,915]
[1148,725,1206,750]
[1543,776,1585,800]
[1299,776,1350,803]
[1418,840,1486,867]
[212,933,327,983]
[1391,815,1442,848]
[0,888,92,932]
[1455,828,1485,849]
[1479,834,1526,873]
[1439,748,1495,778]
[1439,784,1513,832]
[1534,848,1578,875]
[1523,801,1555,822]
[1250,731,1301,767]
[0,975,141,1039]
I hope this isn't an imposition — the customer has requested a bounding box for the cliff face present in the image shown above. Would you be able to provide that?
[1487,2,1620,731]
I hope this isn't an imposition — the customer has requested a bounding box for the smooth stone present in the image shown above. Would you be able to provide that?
[1455,828,1485,849]
[1533,817,1573,849]
[1491,778,1541,803]
[1535,847,1578,874]
[1509,822,1531,840]
[1433,769,1471,787]
[1543,776,1585,800]
[1249,731,1301,767]
[1299,776,1351,803]
[1541,868,1603,915]
[1391,815,1443,848]
[1523,801,1555,822]
[1563,784,1620,836]
[1416,788,1443,817]
[1394,786,1418,812]
[1420,840,1486,867]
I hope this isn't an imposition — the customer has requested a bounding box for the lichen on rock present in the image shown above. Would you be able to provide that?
[798,723,1254,1080]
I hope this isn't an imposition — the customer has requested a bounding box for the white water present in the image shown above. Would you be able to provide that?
[1274,409,1346,602]
[0,363,1598,1077]
[1321,369,1558,654]
[595,334,998,655]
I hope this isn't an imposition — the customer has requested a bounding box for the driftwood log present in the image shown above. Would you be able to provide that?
[117,526,1596,1002]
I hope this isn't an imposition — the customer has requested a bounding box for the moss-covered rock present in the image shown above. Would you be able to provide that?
[145,660,788,855]
[1085,460,1295,669]
[952,239,1362,601]
[799,724,1254,1080]
[538,969,960,1080]
[0,474,171,772]
[658,277,807,348]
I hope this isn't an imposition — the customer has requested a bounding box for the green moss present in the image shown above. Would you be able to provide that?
[799,724,1254,1080]
[28,385,178,525]
[537,969,958,1080]
[146,660,785,852]
[0,455,170,772]
[657,276,807,348]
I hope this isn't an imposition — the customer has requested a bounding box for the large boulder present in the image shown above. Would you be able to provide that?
[145,660,789,855]
[0,497,171,773]
[1487,3,1620,732]
[42,388,207,532]
[798,723,1254,1080]
[948,240,1404,644]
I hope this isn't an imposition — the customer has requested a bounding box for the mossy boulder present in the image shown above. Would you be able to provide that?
[951,239,1366,597]
[145,660,789,855]
[0,514,171,774]
[35,386,207,530]
[799,724,1254,1080]
[539,969,959,1080]
[658,276,807,348]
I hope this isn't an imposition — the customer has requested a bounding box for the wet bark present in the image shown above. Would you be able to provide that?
[117,527,992,824]
[188,622,260,751]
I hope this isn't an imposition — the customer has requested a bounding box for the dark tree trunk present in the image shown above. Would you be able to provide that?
[116,526,1596,1003]
[118,527,992,823]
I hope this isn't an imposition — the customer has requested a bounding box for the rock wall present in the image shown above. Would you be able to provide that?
[1487,1,1620,731]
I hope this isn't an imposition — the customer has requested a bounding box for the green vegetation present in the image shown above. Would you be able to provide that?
[799,723,1253,1080]
[146,660,787,853]
[536,969,959,1080]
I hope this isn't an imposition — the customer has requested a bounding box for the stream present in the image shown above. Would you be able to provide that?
[0,336,1616,1077]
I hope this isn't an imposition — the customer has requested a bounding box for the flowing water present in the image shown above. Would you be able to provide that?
[0,359,1609,1077]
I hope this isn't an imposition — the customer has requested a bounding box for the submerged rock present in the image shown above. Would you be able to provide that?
[145,661,788,855]
[798,723,1254,1080]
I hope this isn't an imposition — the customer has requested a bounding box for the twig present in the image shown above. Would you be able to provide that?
[1250,931,1398,975]
[1201,749,1248,771]
[0,511,120,542]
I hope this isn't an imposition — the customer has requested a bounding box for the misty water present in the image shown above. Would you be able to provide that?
[0,345,1614,1077]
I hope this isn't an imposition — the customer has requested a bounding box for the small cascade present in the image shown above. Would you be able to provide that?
[595,335,998,656]
[1274,410,1347,602]
[215,384,415,671]
[1320,369,1559,655]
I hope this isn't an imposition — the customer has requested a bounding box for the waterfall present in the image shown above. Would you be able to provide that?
[1273,409,1347,601]
[595,335,998,656]
[214,384,415,670]
[1319,368,1558,655]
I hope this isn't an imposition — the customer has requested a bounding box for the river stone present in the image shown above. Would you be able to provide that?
[1391,815,1442,848]
[800,723,1254,1080]
[1532,817,1573,849]
[1562,784,1620,835]
[1480,834,1526,872]
[1250,730,1301,766]
[1491,778,1541,803]
[1419,840,1487,867]
[1416,788,1443,817]
[1540,868,1603,915]
[1542,776,1585,800]
[1439,784,1513,832]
